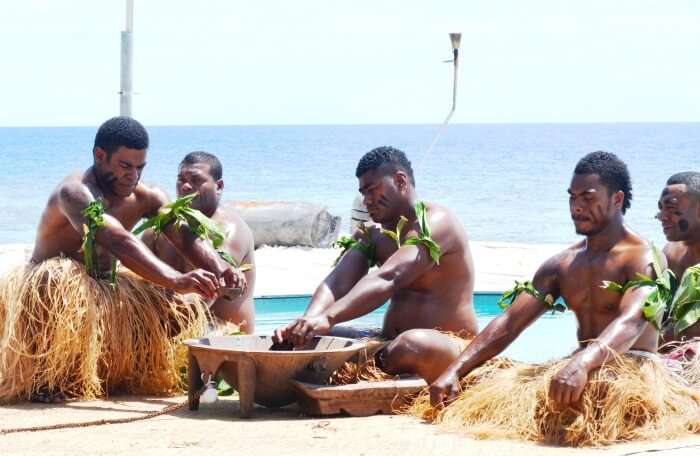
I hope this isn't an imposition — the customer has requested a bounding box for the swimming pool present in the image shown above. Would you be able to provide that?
[253,293,578,363]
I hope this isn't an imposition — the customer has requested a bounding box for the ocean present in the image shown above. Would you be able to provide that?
[0,123,697,246]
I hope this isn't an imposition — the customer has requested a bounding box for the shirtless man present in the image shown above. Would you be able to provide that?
[431,151,659,409]
[273,146,478,382]
[143,151,256,333]
[32,117,245,298]
[657,171,700,341]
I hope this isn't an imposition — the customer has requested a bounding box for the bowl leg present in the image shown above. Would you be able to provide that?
[188,350,203,411]
[236,357,256,418]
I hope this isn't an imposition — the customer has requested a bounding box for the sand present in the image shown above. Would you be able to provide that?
[0,240,568,296]
[3,241,700,454]
[1,395,700,456]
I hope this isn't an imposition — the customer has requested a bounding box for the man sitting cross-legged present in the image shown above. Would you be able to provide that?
[416,153,700,446]
[273,146,478,383]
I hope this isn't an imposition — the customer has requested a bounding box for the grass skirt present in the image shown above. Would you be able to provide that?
[0,257,210,403]
[407,353,700,446]
[661,338,700,388]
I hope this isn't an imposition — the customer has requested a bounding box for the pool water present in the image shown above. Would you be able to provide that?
[254,293,578,363]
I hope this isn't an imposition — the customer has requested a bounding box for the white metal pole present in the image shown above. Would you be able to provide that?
[119,0,134,116]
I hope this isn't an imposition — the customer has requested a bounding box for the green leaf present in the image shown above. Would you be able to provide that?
[601,280,625,294]
[215,379,235,396]
[380,228,400,244]
[650,243,665,282]
[404,236,442,265]
[332,224,376,268]
[80,200,107,279]
[415,201,431,238]
[498,280,565,313]
[669,265,700,336]
[641,289,664,331]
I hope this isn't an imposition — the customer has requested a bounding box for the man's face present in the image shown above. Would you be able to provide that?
[176,163,221,213]
[568,173,620,236]
[657,184,700,242]
[94,146,146,197]
[357,167,407,224]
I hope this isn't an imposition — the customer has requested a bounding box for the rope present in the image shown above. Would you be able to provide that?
[0,385,207,436]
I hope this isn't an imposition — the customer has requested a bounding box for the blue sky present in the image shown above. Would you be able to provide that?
[1,0,699,126]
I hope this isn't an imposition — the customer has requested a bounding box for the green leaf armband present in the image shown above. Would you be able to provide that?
[497,280,563,313]
[600,244,675,331]
[81,200,108,280]
[333,223,376,268]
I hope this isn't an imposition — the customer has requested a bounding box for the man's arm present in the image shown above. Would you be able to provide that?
[548,285,653,407]
[209,222,257,331]
[282,218,454,346]
[430,256,560,406]
[548,248,659,408]
[58,182,218,298]
[272,230,370,344]
[146,188,245,291]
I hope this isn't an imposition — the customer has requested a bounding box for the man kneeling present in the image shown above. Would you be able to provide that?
[274,146,478,383]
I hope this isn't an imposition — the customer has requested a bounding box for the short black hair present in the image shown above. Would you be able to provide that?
[93,116,149,158]
[667,172,700,198]
[180,151,223,180]
[355,146,415,186]
[574,151,632,214]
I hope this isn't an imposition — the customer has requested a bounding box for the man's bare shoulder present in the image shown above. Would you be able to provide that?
[133,182,170,216]
[53,170,100,206]
[423,201,467,237]
[546,242,581,270]
[612,233,658,278]
[663,241,686,263]
[214,206,255,252]
[132,182,168,207]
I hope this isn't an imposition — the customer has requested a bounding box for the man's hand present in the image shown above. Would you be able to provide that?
[220,266,247,293]
[172,269,219,300]
[548,360,589,409]
[430,370,462,407]
[272,315,332,347]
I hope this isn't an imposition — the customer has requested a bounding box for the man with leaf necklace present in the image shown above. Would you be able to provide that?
[142,151,256,333]
[431,151,663,410]
[274,146,478,383]
[656,172,700,346]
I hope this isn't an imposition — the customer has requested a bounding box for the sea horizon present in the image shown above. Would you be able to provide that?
[1,122,698,246]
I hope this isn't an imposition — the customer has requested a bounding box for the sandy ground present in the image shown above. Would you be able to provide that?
[0,240,565,295]
[2,395,700,456]
[3,241,699,454]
